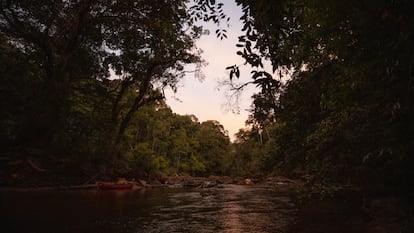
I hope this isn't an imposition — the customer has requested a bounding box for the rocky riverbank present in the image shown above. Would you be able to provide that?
[158,175,302,188]
[0,173,301,190]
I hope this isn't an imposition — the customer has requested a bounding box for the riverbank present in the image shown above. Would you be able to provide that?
[0,174,301,191]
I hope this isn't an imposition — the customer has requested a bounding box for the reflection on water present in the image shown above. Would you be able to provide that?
[1,184,296,233]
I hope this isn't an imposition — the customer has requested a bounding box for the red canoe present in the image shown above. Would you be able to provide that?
[97,182,134,190]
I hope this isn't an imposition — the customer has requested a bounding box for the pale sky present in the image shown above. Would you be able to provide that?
[165,1,258,141]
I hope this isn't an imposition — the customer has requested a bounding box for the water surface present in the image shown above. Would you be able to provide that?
[1,184,297,233]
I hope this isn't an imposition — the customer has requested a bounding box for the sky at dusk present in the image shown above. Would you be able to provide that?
[165,1,259,141]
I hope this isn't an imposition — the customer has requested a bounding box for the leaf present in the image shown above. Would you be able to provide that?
[263,72,273,79]
[246,41,252,53]
[248,34,257,41]
[235,67,240,78]
[242,23,249,31]
[252,71,262,80]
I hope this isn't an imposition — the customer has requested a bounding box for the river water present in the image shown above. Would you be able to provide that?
[1,184,297,233]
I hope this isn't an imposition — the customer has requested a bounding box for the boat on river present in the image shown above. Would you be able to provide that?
[97,182,134,190]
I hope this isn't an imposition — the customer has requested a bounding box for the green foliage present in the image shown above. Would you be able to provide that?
[87,97,232,177]
[196,120,231,175]
[126,142,168,173]
[0,39,43,148]
[0,0,209,148]
[233,0,414,192]
[0,0,233,181]
[231,128,267,177]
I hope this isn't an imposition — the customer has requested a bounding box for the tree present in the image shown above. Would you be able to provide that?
[1,0,234,182]
[0,38,43,151]
[232,128,266,177]
[231,0,414,190]
[196,120,231,175]
[0,0,230,157]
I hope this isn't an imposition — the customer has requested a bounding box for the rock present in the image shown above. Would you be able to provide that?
[137,179,149,187]
[208,175,233,184]
[264,176,304,186]
[217,184,224,188]
[244,179,253,185]
[200,181,216,188]
[234,177,245,185]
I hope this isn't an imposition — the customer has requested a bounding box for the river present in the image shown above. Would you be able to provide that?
[1,184,297,233]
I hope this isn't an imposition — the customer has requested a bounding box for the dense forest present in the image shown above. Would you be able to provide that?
[230,0,414,197]
[0,0,258,186]
[0,0,233,185]
[1,0,414,202]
